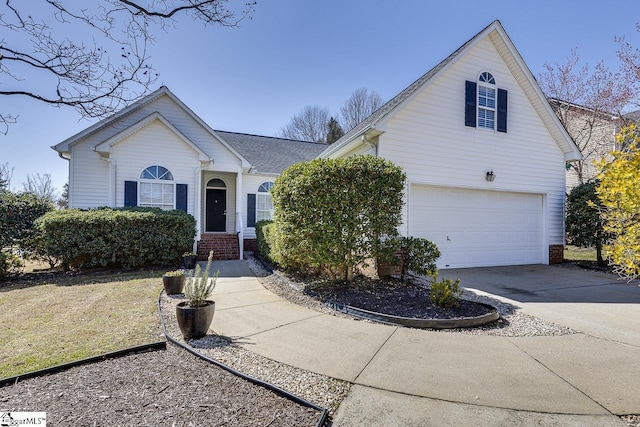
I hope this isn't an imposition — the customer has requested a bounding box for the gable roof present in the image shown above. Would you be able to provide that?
[51,86,251,168]
[215,131,326,174]
[320,20,582,162]
[94,111,211,162]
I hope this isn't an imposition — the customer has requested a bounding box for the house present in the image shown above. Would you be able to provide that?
[53,20,581,269]
[51,90,326,260]
[320,20,581,268]
[547,98,620,191]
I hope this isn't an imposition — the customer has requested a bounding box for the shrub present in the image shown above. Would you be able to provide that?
[0,249,23,278]
[596,124,640,280]
[164,269,186,277]
[0,191,53,248]
[566,181,608,266]
[36,207,196,269]
[255,220,275,261]
[271,155,406,281]
[385,236,440,282]
[429,272,462,310]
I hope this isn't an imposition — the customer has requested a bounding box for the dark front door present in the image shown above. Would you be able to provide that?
[206,189,226,232]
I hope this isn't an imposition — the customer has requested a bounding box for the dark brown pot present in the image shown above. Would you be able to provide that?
[176,300,215,340]
[182,255,198,269]
[163,275,186,295]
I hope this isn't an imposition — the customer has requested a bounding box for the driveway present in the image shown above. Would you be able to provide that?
[439,264,640,346]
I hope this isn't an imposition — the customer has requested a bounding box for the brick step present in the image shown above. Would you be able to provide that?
[197,234,240,261]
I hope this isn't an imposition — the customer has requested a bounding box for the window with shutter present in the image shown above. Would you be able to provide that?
[138,165,175,210]
[466,73,508,133]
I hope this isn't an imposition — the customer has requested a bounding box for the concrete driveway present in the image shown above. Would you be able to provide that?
[439,264,640,346]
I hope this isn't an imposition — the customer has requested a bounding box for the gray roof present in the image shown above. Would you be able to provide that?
[215,131,327,174]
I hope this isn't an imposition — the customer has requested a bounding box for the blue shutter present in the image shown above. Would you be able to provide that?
[124,181,137,207]
[465,81,477,127]
[176,184,187,212]
[497,88,508,133]
[247,193,256,227]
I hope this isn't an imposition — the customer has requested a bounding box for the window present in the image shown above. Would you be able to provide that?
[477,72,496,130]
[139,165,175,210]
[465,73,508,133]
[256,182,274,221]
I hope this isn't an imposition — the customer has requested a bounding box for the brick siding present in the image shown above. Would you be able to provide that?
[549,244,564,265]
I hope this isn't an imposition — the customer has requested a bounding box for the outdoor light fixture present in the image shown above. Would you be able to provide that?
[485,170,496,182]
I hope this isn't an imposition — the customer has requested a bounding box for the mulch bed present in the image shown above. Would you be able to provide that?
[0,345,322,426]
[304,277,494,319]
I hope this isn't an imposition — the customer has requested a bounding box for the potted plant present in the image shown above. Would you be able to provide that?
[162,269,186,295]
[182,251,199,269]
[176,251,219,340]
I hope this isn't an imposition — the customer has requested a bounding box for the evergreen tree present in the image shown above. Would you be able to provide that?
[326,117,344,144]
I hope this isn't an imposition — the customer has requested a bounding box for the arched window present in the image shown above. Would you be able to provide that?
[257,182,275,221]
[139,165,175,210]
[207,178,226,188]
[477,72,496,130]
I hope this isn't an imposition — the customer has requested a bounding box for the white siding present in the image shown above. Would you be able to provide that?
[111,120,200,216]
[69,143,110,208]
[68,94,243,209]
[242,174,279,239]
[378,37,566,251]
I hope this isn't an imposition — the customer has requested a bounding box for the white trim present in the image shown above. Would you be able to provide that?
[236,173,243,260]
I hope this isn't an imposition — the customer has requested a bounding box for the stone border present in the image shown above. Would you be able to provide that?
[338,301,500,329]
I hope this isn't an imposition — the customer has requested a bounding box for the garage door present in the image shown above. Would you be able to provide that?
[409,186,543,268]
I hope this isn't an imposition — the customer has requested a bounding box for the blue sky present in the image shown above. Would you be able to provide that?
[2,0,639,195]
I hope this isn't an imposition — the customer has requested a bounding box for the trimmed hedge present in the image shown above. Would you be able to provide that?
[36,207,196,269]
[271,155,406,280]
[0,191,54,248]
[255,220,275,261]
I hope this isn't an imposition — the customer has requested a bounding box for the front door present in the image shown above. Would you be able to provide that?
[206,189,226,232]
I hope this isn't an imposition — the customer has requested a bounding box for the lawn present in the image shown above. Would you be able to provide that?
[0,270,164,379]
[563,245,605,262]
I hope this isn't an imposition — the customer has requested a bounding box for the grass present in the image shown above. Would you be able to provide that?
[563,245,605,262]
[0,269,164,379]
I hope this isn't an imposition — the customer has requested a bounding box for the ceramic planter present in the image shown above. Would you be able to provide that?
[176,300,215,340]
[182,255,198,270]
[163,275,186,295]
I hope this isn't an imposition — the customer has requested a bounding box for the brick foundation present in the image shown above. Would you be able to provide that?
[197,234,240,260]
[243,238,258,252]
[549,244,564,265]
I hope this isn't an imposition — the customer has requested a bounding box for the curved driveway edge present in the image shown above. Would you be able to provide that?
[208,261,640,424]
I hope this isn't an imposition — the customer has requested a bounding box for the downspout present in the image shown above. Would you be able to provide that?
[107,158,116,207]
[361,134,378,156]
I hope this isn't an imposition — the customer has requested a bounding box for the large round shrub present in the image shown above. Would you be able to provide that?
[271,155,406,280]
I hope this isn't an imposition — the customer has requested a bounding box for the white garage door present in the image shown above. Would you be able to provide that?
[409,186,543,268]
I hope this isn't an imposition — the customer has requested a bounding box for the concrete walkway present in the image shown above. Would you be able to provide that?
[207,261,640,426]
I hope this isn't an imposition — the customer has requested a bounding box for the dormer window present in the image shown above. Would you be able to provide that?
[465,72,508,133]
[477,72,496,129]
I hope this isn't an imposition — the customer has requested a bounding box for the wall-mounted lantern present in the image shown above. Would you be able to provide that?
[485,170,496,182]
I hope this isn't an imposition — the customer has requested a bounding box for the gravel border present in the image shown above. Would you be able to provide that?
[246,256,576,337]
[159,294,350,414]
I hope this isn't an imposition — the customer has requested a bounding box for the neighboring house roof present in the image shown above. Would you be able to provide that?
[215,131,326,174]
[320,20,582,162]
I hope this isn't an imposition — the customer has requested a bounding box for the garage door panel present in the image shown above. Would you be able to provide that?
[409,186,543,268]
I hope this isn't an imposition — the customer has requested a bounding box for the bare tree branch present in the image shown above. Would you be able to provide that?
[539,47,638,185]
[0,0,256,133]
[339,88,384,132]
